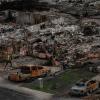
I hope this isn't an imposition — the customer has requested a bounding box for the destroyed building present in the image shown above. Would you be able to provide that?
[0,8,100,67]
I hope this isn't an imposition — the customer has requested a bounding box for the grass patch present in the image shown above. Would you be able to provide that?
[23,68,97,94]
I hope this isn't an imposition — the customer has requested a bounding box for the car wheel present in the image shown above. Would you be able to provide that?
[99,83,100,88]
[44,73,47,77]
[86,91,90,96]
[19,75,23,81]
[89,89,93,93]
[8,76,11,81]
[25,77,32,82]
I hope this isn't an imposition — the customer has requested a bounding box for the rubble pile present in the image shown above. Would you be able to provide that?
[0,10,100,68]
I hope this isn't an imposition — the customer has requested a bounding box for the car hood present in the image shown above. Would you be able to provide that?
[71,86,86,91]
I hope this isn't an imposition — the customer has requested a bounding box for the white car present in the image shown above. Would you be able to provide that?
[71,79,99,96]
[89,66,100,73]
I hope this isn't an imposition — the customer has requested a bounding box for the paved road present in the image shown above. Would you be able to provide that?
[0,87,81,100]
[0,87,34,100]
[0,77,52,100]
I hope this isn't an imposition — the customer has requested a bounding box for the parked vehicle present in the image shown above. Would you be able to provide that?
[89,66,100,73]
[8,65,50,81]
[70,79,99,96]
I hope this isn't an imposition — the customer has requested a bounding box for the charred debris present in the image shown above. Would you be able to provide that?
[0,0,100,71]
